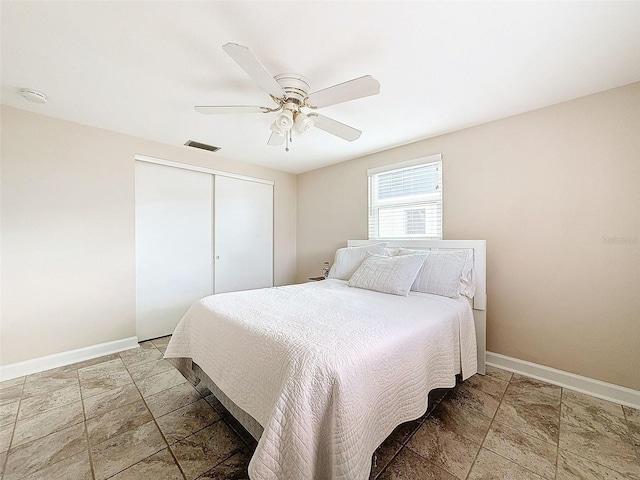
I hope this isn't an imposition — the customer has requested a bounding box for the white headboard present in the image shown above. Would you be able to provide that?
[347,239,487,374]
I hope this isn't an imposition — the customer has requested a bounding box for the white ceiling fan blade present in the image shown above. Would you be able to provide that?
[309,113,362,141]
[195,105,268,114]
[305,75,380,109]
[222,43,286,100]
[268,132,285,146]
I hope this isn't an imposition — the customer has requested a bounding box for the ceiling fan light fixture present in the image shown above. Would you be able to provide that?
[270,121,285,135]
[293,111,314,135]
[274,108,294,131]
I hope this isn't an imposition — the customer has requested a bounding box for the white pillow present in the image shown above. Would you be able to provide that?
[440,249,475,297]
[397,248,473,298]
[327,243,388,280]
[348,253,425,296]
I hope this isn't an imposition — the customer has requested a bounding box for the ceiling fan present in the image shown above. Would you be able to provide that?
[195,43,380,151]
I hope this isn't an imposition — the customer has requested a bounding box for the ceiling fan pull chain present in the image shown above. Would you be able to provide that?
[285,131,290,152]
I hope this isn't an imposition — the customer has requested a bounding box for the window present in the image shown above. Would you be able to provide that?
[368,154,442,239]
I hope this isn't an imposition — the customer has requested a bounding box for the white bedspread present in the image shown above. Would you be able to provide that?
[164,279,477,480]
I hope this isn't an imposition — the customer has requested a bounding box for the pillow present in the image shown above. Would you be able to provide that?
[348,253,425,296]
[397,248,473,298]
[436,249,475,297]
[327,243,388,280]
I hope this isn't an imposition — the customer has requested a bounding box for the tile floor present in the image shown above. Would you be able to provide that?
[1,338,639,479]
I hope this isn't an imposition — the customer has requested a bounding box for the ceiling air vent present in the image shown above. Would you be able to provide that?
[184,140,221,152]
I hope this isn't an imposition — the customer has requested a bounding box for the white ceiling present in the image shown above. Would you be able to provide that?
[2,1,639,174]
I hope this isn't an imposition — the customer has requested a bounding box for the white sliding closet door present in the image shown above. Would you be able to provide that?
[135,161,213,341]
[214,176,273,293]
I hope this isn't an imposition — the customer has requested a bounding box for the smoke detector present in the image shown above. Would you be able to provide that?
[19,89,47,104]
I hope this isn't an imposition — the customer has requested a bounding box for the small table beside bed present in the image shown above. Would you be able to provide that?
[164,239,487,480]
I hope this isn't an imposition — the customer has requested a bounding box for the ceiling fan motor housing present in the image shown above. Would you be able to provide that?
[274,73,310,104]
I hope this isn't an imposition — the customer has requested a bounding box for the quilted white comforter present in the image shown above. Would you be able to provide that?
[164,279,477,480]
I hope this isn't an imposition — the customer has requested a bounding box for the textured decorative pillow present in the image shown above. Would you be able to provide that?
[348,253,425,296]
[327,243,388,280]
[397,248,472,298]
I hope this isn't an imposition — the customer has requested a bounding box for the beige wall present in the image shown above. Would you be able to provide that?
[3,82,638,390]
[297,82,640,390]
[0,106,297,365]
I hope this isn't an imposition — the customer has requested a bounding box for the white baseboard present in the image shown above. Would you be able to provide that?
[0,337,140,382]
[486,351,640,410]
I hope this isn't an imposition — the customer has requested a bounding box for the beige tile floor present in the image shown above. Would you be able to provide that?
[1,337,639,479]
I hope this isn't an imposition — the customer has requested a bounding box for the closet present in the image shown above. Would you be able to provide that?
[135,157,273,341]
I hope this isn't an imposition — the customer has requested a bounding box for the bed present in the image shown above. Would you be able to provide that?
[164,239,487,480]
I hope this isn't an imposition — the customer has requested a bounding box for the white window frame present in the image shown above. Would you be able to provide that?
[367,154,443,240]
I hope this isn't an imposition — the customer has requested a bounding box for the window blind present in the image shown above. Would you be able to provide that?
[368,155,443,240]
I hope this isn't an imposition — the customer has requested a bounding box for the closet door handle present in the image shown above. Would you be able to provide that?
[215,256,220,260]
